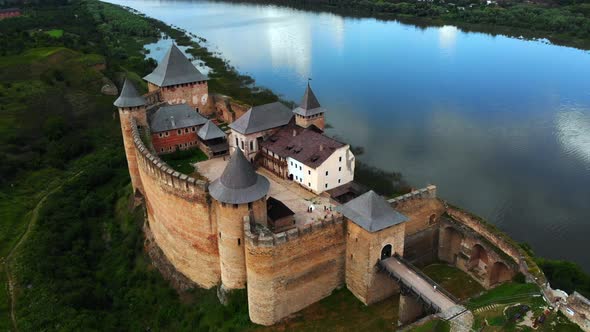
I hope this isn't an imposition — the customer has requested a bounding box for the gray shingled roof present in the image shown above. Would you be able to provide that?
[293,83,327,117]
[336,190,408,232]
[143,44,208,87]
[229,102,293,134]
[113,78,146,108]
[209,149,270,204]
[198,120,226,141]
[149,103,207,133]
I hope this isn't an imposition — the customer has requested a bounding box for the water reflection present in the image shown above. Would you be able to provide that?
[102,0,590,271]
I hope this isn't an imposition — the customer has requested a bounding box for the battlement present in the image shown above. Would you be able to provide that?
[129,117,208,195]
[244,214,344,247]
[388,185,437,207]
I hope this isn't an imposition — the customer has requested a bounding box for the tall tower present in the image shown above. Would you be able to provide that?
[293,82,327,131]
[143,44,210,114]
[114,78,148,193]
[209,149,270,290]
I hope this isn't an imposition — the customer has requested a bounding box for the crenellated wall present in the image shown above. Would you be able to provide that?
[244,216,346,326]
[129,118,221,288]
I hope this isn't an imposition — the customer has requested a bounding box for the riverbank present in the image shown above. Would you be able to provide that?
[223,0,590,50]
[0,0,589,330]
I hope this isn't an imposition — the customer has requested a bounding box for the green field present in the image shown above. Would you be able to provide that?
[422,263,485,301]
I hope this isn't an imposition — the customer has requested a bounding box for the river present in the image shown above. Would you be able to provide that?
[103,0,590,271]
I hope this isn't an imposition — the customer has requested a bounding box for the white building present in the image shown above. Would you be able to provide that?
[260,126,355,194]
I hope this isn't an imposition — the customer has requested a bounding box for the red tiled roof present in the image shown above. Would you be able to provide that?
[260,124,345,169]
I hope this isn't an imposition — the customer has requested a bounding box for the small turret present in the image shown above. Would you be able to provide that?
[293,82,327,130]
[114,78,146,108]
[115,78,148,194]
[209,149,270,290]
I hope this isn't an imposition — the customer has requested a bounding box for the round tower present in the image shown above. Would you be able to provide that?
[114,78,148,194]
[209,149,269,290]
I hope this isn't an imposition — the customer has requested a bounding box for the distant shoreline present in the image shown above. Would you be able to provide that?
[218,0,590,51]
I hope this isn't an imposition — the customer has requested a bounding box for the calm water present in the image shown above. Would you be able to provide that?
[104,0,590,271]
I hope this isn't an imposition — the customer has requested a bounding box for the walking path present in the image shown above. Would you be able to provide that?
[3,171,82,331]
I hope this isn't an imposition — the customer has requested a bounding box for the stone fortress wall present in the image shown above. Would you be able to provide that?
[244,215,347,326]
[129,117,221,288]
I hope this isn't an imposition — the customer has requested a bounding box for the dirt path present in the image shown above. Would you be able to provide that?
[3,171,83,332]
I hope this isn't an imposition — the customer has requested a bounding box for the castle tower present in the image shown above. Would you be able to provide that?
[209,149,270,290]
[337,191,408,305]
[114,78,148,193]
[293,82,327,131]
[143,44,210,114]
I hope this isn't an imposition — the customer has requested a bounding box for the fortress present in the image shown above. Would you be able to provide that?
[114,44,589,330]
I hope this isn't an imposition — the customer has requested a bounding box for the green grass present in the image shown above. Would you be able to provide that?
[255,288,399,331]
[45,29,63,38]
[160,148,208,175]
[467,282,541,309]
[409,319,451,332]
[421,263,484,301]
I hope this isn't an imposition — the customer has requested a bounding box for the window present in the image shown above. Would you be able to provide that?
[219,232,221,238]
[308,182,311,187]
[177,129,181,135]
[233,204,238,209]
[290,161,293,166]
[241,140,244,149]
[308,170,311,175]
[159,133,163,138]
[325,171,329,176]
[339,156,342,162]
[192,127,196,132]
[296,176,298,181]
[235,137,238,146]
[185,128,189,133]
[339,167,342,172]
[338,179,341,184]
[250,141,254,151]
[299,166,302,170]
[248,202,252,209]
[160,148,164,152]
[325,183,328,188]
[300,178,302,183]
[238,239,241,246]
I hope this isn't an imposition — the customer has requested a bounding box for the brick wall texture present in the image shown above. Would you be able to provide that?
[245,220,346,326]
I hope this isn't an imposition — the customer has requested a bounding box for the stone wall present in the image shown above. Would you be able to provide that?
[211,94,250,124]
[561,292,590,332]
[159,81,210,114]
[130,118,221,288]
[389,186,445,265]
[244,216,346,326]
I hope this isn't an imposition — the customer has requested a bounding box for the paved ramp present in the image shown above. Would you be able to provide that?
[380,256,457,312]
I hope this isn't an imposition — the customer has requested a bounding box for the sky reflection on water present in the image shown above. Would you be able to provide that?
[105,0,590,270]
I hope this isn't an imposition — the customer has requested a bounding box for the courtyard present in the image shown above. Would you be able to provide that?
[195,158,340,227]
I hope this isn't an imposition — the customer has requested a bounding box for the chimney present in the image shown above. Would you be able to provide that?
[319,144,324,152]
[293,129,297,137]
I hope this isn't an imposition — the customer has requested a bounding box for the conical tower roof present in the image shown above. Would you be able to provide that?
[293,83,326,117]
[209,149,269,204]
[143,44,208,87]
[336,190,408,232]
[198,120,226,140]
[113,78,146,108]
